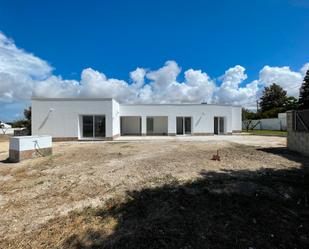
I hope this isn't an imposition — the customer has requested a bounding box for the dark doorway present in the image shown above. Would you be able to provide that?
[214,116,225,135]
[184,117,192,134]
[176,117,183,135]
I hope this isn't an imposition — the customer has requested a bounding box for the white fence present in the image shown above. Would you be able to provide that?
[0,128,25,135]
[242,113,287,131]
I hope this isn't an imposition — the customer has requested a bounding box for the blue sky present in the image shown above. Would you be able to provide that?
[0,0,309,121]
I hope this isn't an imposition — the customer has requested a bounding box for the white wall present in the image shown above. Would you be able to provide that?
[147,116,168,134]
[32,98,242,138]
[120,104,241,134]
[32,98,114,138]
[242,113,287,131]
[121,116,141,135]
[232,106,242,131]
[112,100,120,136]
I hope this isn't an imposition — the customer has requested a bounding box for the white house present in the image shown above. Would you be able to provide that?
[31,98,242,141]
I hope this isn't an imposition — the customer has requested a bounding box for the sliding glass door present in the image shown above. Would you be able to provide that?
[176,117,192,135]
[82,115,106,138]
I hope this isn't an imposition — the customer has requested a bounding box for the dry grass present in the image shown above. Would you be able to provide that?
[0,138,308,248]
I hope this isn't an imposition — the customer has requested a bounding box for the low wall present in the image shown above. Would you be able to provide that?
[242,117,287,131]
[9,135,52,162]
[286,111,309,157]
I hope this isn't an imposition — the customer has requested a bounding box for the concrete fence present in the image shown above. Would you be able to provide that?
[242,113,287,131]
[287,111,309,157]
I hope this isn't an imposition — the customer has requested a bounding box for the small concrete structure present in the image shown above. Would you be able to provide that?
[9,135,52,162]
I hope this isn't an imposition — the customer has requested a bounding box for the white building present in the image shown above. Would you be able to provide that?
[32,98,242,140]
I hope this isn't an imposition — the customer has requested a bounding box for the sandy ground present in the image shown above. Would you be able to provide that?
[0,135,297,246]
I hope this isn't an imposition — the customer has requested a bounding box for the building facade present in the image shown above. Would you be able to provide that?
[32,98,242,140]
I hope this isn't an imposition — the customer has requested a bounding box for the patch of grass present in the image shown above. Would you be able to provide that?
[243,129,287,136]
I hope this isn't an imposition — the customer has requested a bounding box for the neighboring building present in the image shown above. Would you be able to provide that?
[31,98,242,141]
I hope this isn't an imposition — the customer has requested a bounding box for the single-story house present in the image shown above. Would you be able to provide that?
[31,98,242,140]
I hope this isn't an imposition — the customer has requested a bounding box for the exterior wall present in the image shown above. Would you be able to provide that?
[32,98,242,139]
[121,117,141,135]
[32,98,114,139]
[119,104,241,135]
[287,111,309,157]
[232,106,242,132]
[9,135,52,162]
[152,116,168,135]
[112,100,120,137]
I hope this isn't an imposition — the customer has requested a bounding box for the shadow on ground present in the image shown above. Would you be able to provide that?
[61,148,309,249]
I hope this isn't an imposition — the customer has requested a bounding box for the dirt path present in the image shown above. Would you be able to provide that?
[0,137,305,248]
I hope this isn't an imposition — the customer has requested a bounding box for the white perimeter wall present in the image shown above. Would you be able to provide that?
[32,99,114,138]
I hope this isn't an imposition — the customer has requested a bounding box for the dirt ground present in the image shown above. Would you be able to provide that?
[0,135,308,248]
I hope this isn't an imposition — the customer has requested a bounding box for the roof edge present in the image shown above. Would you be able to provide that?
[31,97,115,101]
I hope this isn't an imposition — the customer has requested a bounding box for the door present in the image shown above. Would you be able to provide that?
[176,117,184,135]
[219,117,225,134]
[82,115,106,138]
[94,116,106,137]
[214,117,224,135]
[82,116,94,138]
[184,117,191,134]
[214,117,219,135]
[147,117,154,134]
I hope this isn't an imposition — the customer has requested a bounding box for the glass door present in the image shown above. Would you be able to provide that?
[82,115,106,138]
[147,117,154,135]
[184,117,191,134]
[219,117,225,134]
[95,116,106,137]
[82,116,94,138]
[176,117,184,135]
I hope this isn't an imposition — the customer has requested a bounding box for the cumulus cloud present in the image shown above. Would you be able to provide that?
[214,66,259,108]
[259,65,304,96]
[0,31,308,120]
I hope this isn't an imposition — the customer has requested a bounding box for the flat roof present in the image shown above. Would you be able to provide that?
[31,97,114,101]
[31,97,241,107]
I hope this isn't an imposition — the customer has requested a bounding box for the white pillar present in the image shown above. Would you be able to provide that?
[141,116,147,136]
[168,115,176,135]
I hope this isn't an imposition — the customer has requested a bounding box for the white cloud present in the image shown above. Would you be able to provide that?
[300,63,309,76]
[259,65,303,96]
[0,31,309,120]
[214,66,259,108]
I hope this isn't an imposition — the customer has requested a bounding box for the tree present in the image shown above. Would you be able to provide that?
[299,69,309,110]
[283,96,299,111]
[242,108,259,120]
[259,83,287,113]
[23,107,31,133]
[11,107,31,135]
